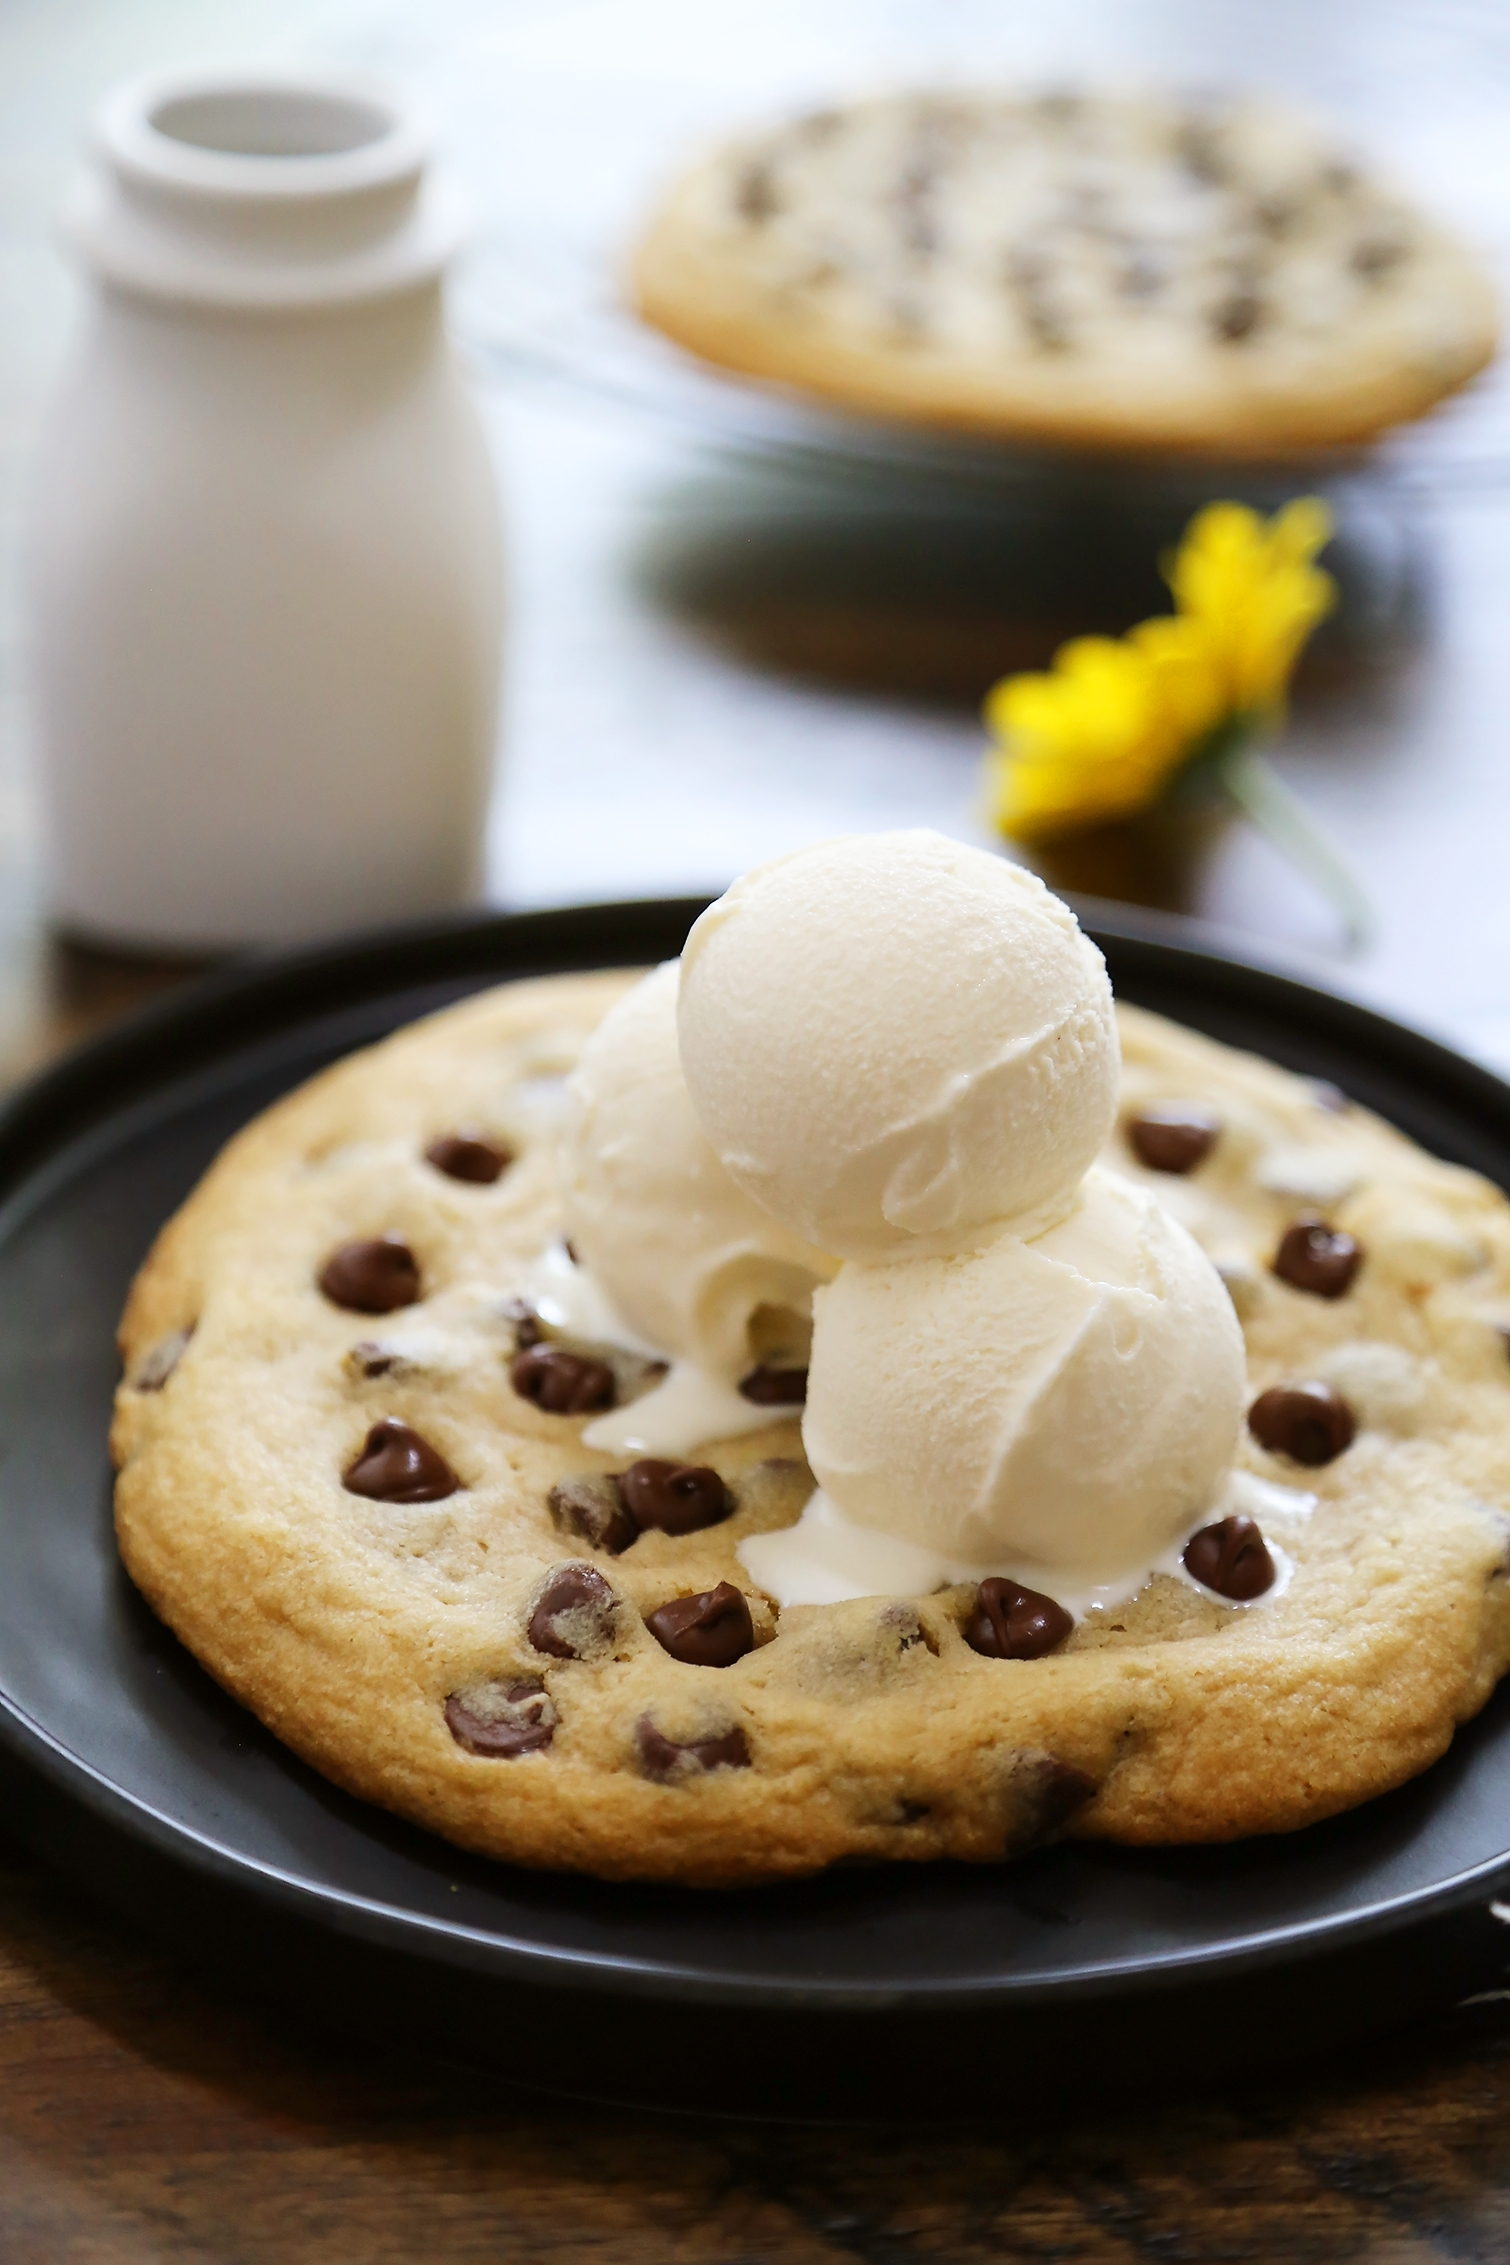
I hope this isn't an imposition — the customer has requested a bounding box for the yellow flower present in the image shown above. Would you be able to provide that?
[985,498,1336,845]
[985,617,1222,841]
[1165,497,1336,717]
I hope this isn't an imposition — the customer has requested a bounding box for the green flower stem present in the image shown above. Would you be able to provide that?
[1213,737,1374,952]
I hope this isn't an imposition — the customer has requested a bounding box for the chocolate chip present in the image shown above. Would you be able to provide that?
[319,1235,421,1314]
[510,1344,615,1415]
[1352,232,1407,279]
[346,1339,399,1378]
[528,1564,619,1659]
[1213,290,1263,341]
[735,159,779,221]
[881,1602,935,1655]
[635,1717,751,1780]
[1248,1381,1356,1466]
[1177,116,1227,184]
[896,156,939,259]
[425,1131,511,1185]
[548,1473,638,1555]
[1005,1750,1099,1854]
[1253,191,1299,238]
[618,1459,733,1536]
[500,1298,544,1351]
[1005,248,1071,351]
[1183,1514,1275,1600]
[962,1577,1073,1661]
[794,107,841,146]
[1272,1220,1362,1299]
[134,1325,193,1392]
[646,1583,756,1668]
[1127,1104,1220,1174]
[738,1365,808,1406]
[1026,1755,1097,1835]
[343,1417,459,1503]
[445,1679,556,1758]
[508,1321,663,1411]
[796,106,846,146]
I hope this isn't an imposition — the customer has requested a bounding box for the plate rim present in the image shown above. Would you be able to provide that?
[5,1681,1510,2013]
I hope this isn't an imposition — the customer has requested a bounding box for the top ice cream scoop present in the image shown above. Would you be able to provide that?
[677,830,1117,1261]
[560,961,835,1382]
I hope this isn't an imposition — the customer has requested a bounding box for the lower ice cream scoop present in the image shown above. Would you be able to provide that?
[755,1167,1245,1604]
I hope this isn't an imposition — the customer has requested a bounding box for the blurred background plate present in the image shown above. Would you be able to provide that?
[2,900,1510,2119]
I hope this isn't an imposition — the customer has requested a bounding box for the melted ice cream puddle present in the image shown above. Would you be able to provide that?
[1226,1470,1318,1524]
[582,1362,798,1458]
[520,1241,801,1457]
[521,1239,661,1355]
[740,1468,1309,1616]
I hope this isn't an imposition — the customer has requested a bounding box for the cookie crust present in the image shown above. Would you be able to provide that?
[113,975,1510,1885]
[632,91,1498,459]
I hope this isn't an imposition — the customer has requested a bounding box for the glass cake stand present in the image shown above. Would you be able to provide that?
[424,0,1510,503]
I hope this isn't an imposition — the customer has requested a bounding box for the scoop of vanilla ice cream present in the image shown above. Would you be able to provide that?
[677,831,1117,1262]
[561,963,836,1380]
[802,1168,1245,1587]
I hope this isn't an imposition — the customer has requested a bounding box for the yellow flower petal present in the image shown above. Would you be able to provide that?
[983,497,1335,845]
[1165,497,1336,715]
[985,628,1211,841]
[1127,614,1227,745]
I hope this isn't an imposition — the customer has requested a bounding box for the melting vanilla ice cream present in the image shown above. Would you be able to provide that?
[678,830,1118,1261]
[555,961,835,1455]
[675,832,1246,1611]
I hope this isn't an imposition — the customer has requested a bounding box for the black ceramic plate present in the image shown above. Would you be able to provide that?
[2,898,1509,2119]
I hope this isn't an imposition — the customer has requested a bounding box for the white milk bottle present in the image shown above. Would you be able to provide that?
[28,66,504,949]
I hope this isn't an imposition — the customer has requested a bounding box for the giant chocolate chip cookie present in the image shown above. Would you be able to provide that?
[112,975,1510,1884]
[633,90,1497,458]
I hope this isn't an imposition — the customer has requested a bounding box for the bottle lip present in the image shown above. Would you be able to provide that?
[67,64,468,308]
[96,64,435,204]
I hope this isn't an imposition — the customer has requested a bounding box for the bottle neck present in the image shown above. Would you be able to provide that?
[65,66,467,311]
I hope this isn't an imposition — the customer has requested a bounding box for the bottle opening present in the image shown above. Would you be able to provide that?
[149,87,395,160]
